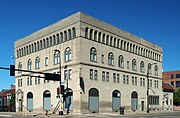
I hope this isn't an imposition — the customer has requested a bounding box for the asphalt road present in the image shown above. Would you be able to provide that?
[0,111,180,118]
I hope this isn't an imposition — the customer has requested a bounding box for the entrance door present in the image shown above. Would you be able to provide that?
[141,101,144,111]
[43,90,51,111]
[89,88,99,112]
[131,91,138,111]
[112,90,121,111]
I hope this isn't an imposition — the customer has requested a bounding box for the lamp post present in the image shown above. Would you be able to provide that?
[147,63,157,113]
[54,49,63,115]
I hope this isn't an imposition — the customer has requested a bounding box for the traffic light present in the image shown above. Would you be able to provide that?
[10,65,15,76]
[57,87,60,98]
[61,85,65,96]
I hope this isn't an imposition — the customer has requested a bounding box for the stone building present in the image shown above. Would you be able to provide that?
[14,11,163,114]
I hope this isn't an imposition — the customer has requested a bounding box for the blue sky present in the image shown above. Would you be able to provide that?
[0,0,180,90]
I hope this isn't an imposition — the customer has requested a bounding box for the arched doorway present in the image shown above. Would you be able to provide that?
[131,91,138,111]
[16,89,23,112]
[112,90,121,111]
[64,88,73,111]
[27,92,33,111]
[89,88,99,112]
[43,90,51,111]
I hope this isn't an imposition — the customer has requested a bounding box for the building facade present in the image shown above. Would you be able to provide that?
[0,84,15,112]
[14,12,163,114]
[162,82,174,111]
[163,71,180,90]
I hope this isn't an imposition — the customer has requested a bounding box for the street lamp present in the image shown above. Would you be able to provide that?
[54,49,63,115]
[147,63,157,113]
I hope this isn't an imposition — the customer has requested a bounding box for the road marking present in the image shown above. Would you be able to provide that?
[0,115,12,117]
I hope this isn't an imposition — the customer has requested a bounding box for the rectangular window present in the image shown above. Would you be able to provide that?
[45,57,48,66]
[176,81,180,88]
[126,75,129,84]
[102,71,105,81]
[171,74,174,79]
[35,77,38,85]
[143,78,145,86]
[135,77,137,85]
[18,79,20,87]
[123,75,126,84]
[140,78,142,86]
[65,70,68,80]
[156,80,158,88]
[90,69,93,80]
[171,81,174,87]
[127,61,129,69]
[113,73,116,82]
[117,74,120,83]
[106,72,109,81]
[20,79,22,87]
[176,74,180,78]
[149,95,159,105]
[94,70,98,80]
[30,77,32,85]
[101,54,104,64]
[154,80,156,88]
[27,77,29,85]
[69,69,72,80]
[132,76,134,85]
[150,79,152,88]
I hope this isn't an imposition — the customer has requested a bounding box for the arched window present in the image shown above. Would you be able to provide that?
[60,32,63,43]
[140,61,145,73]
[72,27,76,38]
[106,35,109,45]
[90,47,97,62]
[89,88,99,112]
[148,63,152,75]
[98,32,101,42]
[85,27,88,38]
[108,52,114,66]
[57,34,60,44]
[124,41,126,50]
[17,50,19,58]
[35,57,40,69]
[121,40,123,49]
[94,31,97,41]
[102,34,105,44]
[114,38,116,47]
[118,55,124,68]
[154,65,158,76]
[49,37,52,47]
[65,47,71,62]
[68,29,72,40]
[18,62,22,74]
[26,46,28,55]
[54,51,60,65]
[89,29,93,40]
[110,36,113,46]
[31,44,34,53]
[43,39,45,49]
[117,39,120,48]
[40,40,42,50]
[132,59,137,71]
[27,59,32,70]
[64,31,68,41]
[53,35,56,45]
[37,41,39,51]
[43,90,51,110]
[46,38,49,48]
[27,92,33,111]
